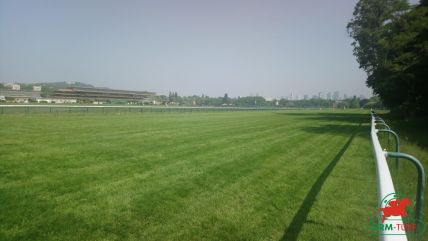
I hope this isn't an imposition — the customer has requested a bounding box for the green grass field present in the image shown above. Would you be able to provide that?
[0,110,426,241]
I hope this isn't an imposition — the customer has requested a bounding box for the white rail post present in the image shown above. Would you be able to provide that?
[371,113,408,241]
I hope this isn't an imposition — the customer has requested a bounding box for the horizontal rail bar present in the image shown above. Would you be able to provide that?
[0,104,276,109]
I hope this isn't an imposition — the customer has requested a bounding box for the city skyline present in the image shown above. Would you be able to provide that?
[1,80,367,101]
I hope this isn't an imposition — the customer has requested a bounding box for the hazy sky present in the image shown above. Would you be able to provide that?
[1,0,387,98]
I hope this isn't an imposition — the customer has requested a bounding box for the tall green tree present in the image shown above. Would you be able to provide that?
[388,4,428,114]
[347,0,409,74]
[350,96,361,108]
[348,0,428,116]
[222,93,229,104]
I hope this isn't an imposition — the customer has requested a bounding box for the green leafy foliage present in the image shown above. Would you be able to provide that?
[350,96,361,108]
[348,0,428,116]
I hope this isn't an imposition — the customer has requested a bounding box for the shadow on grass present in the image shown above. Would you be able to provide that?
[276,112,369,124]
[279,124,361,241]
[299,123,368,138]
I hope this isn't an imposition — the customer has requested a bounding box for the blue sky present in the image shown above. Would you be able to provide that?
[0,0,400,98]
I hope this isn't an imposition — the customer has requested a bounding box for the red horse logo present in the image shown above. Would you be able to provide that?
[378,198,411,223]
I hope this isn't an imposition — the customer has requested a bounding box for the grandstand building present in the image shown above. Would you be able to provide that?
[52,87,156,102]
[0,90,41,103]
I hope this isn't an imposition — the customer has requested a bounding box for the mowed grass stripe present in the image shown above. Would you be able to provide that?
[0,112,280,141]
[37,119,344,240]
[0,112,303,163]
[6,118,308,207]
[0,112,317,194]
[1,112,306,184]
[140,122,361,240]
[0,113,308,239]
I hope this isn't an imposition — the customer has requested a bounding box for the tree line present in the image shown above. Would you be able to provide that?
[347,0,428,116]
[154,92,381,109]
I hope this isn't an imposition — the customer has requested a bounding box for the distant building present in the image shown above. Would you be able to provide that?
[12,84,21,90]
[52,87,156,102]
[3,83,22,91]
[4,83,13,88]
[11,84,21,91]
[0,90,40,103]
[36,98,77,104]
[333,91,340,101]
[14,98,28,103]
[33,86,42,92]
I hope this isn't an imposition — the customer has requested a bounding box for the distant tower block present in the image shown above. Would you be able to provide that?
[11,84,20,91]
[33,86,42,92]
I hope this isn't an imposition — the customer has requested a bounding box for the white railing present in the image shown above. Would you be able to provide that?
[0,104,281,110]
[371,113,407,241]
